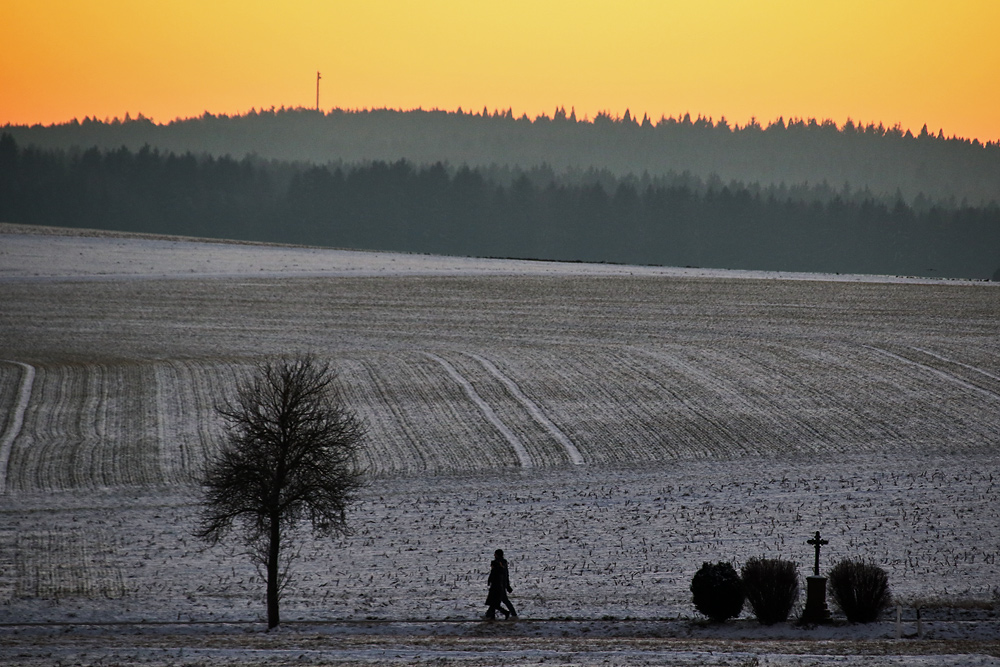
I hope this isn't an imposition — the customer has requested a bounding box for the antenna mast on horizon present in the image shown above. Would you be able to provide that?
[316,71,321,112]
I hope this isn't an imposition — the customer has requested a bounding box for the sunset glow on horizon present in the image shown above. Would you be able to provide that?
[4,1,999,142]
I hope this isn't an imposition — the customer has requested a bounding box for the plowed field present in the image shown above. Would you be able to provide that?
[1,229,998,664]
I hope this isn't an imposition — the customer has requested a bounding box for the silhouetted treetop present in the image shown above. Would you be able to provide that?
[5,106,998,206]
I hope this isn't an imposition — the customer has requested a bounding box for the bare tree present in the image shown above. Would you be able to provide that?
[195,356,366,629]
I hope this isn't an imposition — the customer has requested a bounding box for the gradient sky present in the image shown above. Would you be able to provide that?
[4,1,999,142]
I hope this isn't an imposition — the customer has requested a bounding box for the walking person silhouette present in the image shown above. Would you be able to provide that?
[485,548,517,619]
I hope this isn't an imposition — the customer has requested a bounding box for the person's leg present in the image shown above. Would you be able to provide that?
[501,595,517,617]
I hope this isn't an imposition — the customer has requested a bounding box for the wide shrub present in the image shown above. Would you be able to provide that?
[828,559,892,623]
[691,561,744,622]
[741,557,799,625]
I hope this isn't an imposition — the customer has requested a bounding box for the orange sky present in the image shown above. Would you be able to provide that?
[4,1,999,142]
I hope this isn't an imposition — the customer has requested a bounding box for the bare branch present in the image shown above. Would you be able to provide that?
[194,355,367,628]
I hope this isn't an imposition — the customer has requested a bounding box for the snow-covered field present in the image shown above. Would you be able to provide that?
[1,224,998,665]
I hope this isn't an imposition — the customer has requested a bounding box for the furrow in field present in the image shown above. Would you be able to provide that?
[732,342,1000,453]
[434,351,565,466]
[903,342,1000,387]
[867,345,1000,402]
[153,359,246,484]
[606,345,781,461]
[684,343,872,457]
[490,341,955,464]
[502,347,660,463]
[6,364,81,492]
[153,361,190,485]
[67,363,105,490]
[154,353,531,480]
[5,363,166,492]
[630,346,809,458]
[641,346,802,458]
[548,346,727,462]
[907,345,1000,390]
[0,361,34,494]
[857,345,1000,448]
[479,346,716,464]
[0,381,13,451]
[338,352,522,475]
[467,352,585,465]
[335,358,422,476]
[357,356,444,473]
[90,362,158,489]
[397,350,527,472]
[0,363,27,451]
[107,362,160,488]
[72,363,103,489]
[724,343,929,453]
[624,343,841,460]
[423,352,533,468]
[786,342,924,446]
[953,343,1000,376]
[484,348,632,462]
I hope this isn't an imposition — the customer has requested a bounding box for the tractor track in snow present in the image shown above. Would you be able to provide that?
[465,352,584,465]
[423,352,533,467]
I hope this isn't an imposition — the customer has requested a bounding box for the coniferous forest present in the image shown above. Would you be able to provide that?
[2,107,999,279]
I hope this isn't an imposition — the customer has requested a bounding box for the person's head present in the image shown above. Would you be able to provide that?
[494,549,504,560]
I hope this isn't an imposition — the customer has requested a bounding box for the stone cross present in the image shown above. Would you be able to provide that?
[807,531,829,576]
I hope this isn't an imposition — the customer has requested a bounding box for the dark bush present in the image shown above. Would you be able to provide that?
[828,559,892,623]
[740,557,800,625]
[691,561,745,622]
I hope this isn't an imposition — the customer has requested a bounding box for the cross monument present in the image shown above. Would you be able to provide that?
[800,530,832,624]
[807,531,828,576]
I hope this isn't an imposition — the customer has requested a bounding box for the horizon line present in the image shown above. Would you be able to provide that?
[6,105,995,146]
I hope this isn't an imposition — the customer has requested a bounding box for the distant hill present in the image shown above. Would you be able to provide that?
[3,133,998,280]
[5,107,999,206]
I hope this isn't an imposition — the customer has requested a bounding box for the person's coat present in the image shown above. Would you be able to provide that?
[485,558,511,606]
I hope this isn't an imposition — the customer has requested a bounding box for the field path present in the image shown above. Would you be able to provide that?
[0,361,34,494]
[423,353,533,467]
[466,353,584,465]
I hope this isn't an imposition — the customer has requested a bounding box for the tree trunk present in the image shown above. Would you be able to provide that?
[266,516,281,629]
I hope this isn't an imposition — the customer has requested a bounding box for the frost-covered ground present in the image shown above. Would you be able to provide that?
[0,223,975,284]
[1,225,998,665]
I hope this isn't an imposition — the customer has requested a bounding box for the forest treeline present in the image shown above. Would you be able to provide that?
[3,134,998,279]
[5,106,999,207]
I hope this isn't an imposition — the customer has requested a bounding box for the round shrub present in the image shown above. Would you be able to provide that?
[740,557,799,625]
[691,561,744,622]
[828,559,892,623]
